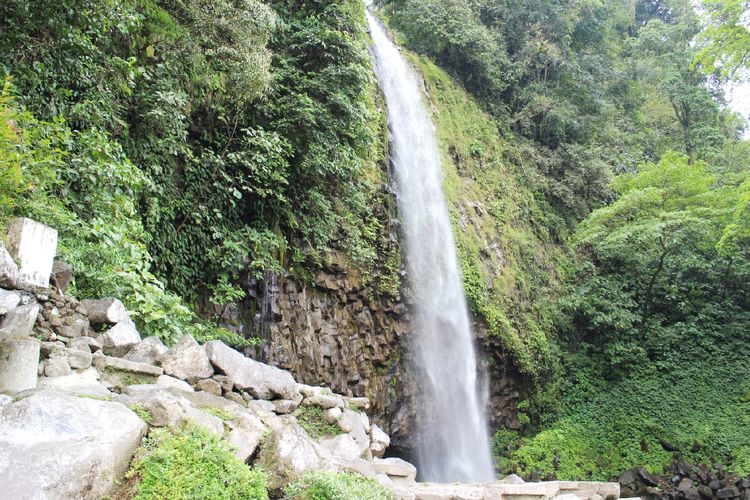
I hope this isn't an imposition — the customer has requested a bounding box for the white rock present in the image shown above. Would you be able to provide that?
[320,433,362,461]
[119,386,224,435]
[303,394,344,409]
[0,389,146,499]
[273,399,300,414]
[297,383,332,397]
[5,218,58,289]
[501,473,526,484]
[100,319,141,357]
[81,298,129,325]
[0,288,20,314]
[157,374,194,392]
[0,339,40,393]
[124,336,168,364]
[0,303,40,339]
[324,406,343,423]
[68,336,102,353]
[260,420,322,491]
[373,457,417,482]
[370,423,390,458]
[44,354,71,377]
[204,340,297,400]
[66,348,93,369]
[38,367,110,397]
[226,411,266,462]
[158,334,213,383]
[195,378,222,396]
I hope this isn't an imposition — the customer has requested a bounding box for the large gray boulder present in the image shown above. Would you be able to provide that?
[0,288,20,314]
[0,339,40,394]
[259,419,323,492]
[205,340,298,400]
[5,217,58,290]
[81,297,129,325]
[0,303,40,340]
[0,389,147,499]
[158,334,213,383]
[124,336,168,364]
[100,319,141,357]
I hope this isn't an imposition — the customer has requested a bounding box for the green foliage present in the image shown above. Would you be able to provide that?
[128,425,268,499]
[128,404,153,424]
[202,407,235,422]
[695,0,750,80]
[284,471,391,500]
[293,406,342,439]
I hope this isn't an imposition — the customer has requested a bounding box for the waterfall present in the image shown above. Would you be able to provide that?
[366,9,495,483]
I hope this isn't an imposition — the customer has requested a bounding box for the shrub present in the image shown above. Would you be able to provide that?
[284,471,391,500]
[128,425,268,499]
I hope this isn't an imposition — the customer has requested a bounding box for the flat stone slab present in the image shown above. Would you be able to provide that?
[408,481,621,500]
[93,353,163,376]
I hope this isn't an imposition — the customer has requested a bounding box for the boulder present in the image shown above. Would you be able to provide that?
[273,399,300,414]
[370,423,390,458]
[124,336,168,364]
[50,260,73,293]
[338,408,370,454]
[156,374,194,392]
[195,378,222,396]
[0,389,146,499]
[0,339,40,393]
[225,392,246,405]
[57,316,89,338]
[298,384,333,398]
[213,374,235,393]
[5,218,58,290]
[0,288,20,314]
[324,406,343,423]
[259,420,323,492]
[0,303,40,339]
[81,298,129,325]
[226,411,267,462]
[204,340,297,400]
[100,320,141,357]
[302,394,344,409]
[501,474,526,485]
[373,457,417,483]
[44,353,72,378]
[158,334,213,383]
[320,433,362,461]
[38,367,110,397]
[93,353,163,377]
[68,336,102,353]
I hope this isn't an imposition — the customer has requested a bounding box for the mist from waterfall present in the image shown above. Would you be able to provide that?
[365,9,495,483]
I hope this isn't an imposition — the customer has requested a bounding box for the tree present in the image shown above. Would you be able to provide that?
[695,0,750,80]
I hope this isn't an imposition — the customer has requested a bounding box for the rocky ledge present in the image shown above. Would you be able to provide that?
[0,217,622,499]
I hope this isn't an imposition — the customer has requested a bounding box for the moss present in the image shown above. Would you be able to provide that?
[103,367,157,388]
[202,407,235,422]
[404,53,565,377]
[293,406,342,439]
[128,404,153,424]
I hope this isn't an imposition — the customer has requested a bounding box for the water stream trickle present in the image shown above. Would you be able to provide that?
[366,9,495,483]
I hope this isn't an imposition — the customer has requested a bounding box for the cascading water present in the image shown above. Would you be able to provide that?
[365,8,495,483]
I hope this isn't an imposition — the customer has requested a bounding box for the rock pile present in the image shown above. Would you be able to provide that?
[620,464,750,500]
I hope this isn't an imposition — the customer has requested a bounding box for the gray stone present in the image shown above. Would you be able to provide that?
[324,406,343,423]
[167,387,242,412]
[58,317,89,338]
[0,389,146,499]
[0,394,11,409]
[0,339,40,393]
[501,474,526,484]
[213,374,235,392]
[158,334,213,383]
[226,411,266,462]
[195,378,222,396]
[0,288,20,314]
[93,353,164,376]
[302,394,343,409]
[157,374,194,392]
[298,384,332,398]
[50,260,73,293]
[225,391,246,406]
[44,353,71,377]
[370,423,390,458]
[0,303,40,339]
[68,336,101,353]
[346,396,371,410]
[5,218,58,290]
[259,420,323,491]
[273,399,300,414]
[339,408,370,454]
[320,433,362,461]
[0,244,19,288]
[66,348,93,369]
[100,319,141,357]
[124,336,168,364]
[81,297,129,325]
[373,457,417,482]
[205,340,297,400]
[38,367,110,397]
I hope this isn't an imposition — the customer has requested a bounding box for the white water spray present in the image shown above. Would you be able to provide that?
[366,9,495,483]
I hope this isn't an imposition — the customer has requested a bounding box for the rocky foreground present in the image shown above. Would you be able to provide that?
[0,218,622,499]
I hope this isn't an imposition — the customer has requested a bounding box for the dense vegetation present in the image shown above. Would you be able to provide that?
[0,0,398,344]
[382,0,750,481]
